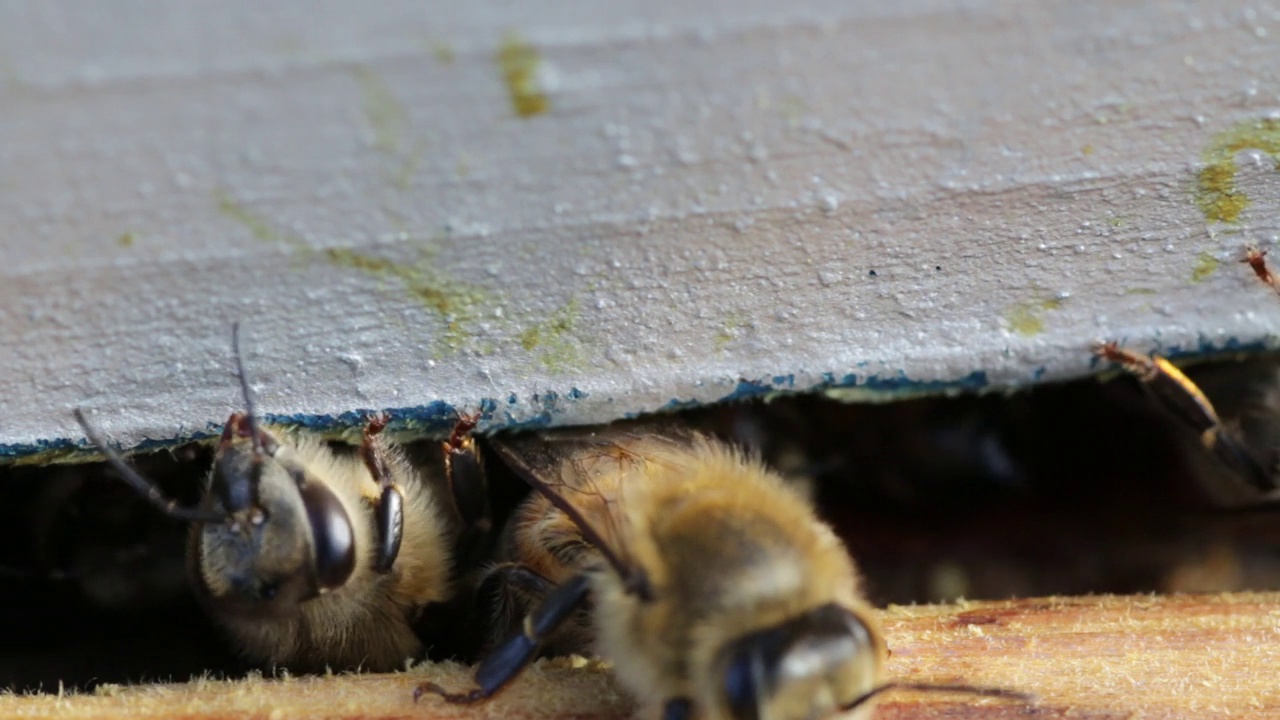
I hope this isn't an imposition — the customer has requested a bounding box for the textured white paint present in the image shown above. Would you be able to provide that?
[3,0,1280,457]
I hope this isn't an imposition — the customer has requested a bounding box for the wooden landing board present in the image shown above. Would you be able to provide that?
[3,592,1275,719]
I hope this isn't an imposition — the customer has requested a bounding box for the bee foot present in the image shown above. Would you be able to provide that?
[364,412,389,438]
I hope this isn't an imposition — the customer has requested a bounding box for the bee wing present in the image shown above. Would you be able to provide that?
[534,422,706,467]
[506,417,700,448]
[487,432,656,601]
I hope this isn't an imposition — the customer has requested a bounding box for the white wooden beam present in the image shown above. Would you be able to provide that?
[3,1,1279,460]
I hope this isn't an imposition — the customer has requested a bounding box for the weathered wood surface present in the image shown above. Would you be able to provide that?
[1,592,1274,719]
[4,0,1280,461]
[879,592,1280,719]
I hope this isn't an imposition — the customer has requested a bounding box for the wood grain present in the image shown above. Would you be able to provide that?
[2,592,1275,719]
[877,592,1280,719]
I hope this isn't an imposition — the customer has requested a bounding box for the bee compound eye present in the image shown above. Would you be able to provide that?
[298,481,356,591]
[721,648,762,720]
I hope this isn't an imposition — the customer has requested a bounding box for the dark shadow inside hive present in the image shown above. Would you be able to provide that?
[0,357,1277,692]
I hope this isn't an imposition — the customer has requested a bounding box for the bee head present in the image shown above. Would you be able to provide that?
[715,603,885,720]
[73,324,359,618]
[192,413,357,616]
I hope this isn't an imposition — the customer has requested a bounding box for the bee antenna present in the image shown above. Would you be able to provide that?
[72,408,225,524]
[840,682,1036,713]
[489,437,655,601]
[231,322,264,459]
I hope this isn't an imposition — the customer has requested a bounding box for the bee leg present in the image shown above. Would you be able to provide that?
[662,698,694,720]
[359,413,405,573]
[1204,428,1277,494]
[1093,342,1276,493]
[474,562,560,654]
[443,413,493,535]
[418,562,563,664]
[414,573,592,705]
[1140,359,1273,491]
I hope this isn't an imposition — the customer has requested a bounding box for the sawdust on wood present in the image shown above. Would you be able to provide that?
[2,593,1276,719]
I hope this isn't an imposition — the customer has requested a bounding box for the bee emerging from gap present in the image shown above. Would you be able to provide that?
[72,324,489,673]
[1089,340,1279,498]
[416,428,1035,719]
[1090,245,1280,504]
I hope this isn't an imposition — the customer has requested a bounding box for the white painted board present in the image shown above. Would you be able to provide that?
[3,0,1280,461]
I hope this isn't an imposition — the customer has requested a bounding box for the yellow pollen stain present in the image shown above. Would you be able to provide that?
[497,33,550,118]
[1196,118,1280,224]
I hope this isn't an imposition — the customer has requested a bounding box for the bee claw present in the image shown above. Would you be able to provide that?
[364,412,390,437]
[447,412,482,451]
[1089,339,1119,359]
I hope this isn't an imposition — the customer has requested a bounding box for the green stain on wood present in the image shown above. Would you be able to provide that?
[430,41,456,65]
[325,247,488,351]
[1196,118,1280,224]
[519,297,584,372]
[777,95,807,128]
[1005,297,1063,337]
[213,190,315,274]
[211,188,504,337]
[353,67,427,191]
[117,232,136,248]
[714,314,746,350]
[1191,251,1220,282]
[497,33,550,118]
[391,140,427,191]
[354,66,410,155]
[213,190,488,352]
[216,190,279,243]
[213,190,310,255]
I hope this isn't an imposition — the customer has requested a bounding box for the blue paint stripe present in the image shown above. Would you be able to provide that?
[5,336,1277,462]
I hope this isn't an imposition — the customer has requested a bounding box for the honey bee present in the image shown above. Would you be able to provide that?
[1090,343,1280,504]
[416,429,1032,719]
[1089,341,1276,494]
[72,324,486,672]
[1088,246,1280,502]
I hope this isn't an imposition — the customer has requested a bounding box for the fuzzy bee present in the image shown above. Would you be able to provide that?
[417,429,1032,720]
[72,324,490,672]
